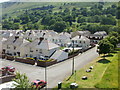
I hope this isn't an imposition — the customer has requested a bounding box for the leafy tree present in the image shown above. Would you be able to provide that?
[34,23,39,30]
[63,15,74,26]
[109,31,119,37]
[49,19,56,25]
[14,18,20,23]
[98,39,114,56]
[13,72,31,88]
[12,23,19,30]
[41,16,52,25]
[72,7,77,11]
[109,26,120,34]
[77,17,86,23]
[50,21,67,32]
[116,6,120,19]
[107,36,119,48]
[59,6,62,9]
[81,8,87,16]
[100,16,116,25]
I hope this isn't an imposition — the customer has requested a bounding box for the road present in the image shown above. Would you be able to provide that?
[0,46,99,88]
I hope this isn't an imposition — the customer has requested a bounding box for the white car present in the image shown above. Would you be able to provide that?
[0,81,18,89]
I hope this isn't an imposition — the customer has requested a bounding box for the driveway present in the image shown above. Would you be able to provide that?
[0,46,99,88]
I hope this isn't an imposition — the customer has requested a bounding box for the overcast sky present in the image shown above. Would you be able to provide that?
[0,0,119,3]
[0,0,10,3]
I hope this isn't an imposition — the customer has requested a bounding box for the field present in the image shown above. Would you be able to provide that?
[61,48,119,88]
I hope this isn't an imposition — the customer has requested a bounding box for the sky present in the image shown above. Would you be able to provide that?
[0,0,10,3]
[0,0,119,3]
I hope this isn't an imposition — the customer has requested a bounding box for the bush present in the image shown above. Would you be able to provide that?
[38,59,54,62]
[25,57,34,60]
[68,50,79,55]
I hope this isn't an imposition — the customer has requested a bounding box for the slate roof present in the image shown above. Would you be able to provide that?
[94,31,107,36]
[72,35,90,41]
[27,39,60,50]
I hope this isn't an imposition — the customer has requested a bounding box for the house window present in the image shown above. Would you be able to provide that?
[7,51,9,54]
[59,39,61,42]
[53,39,54,42]
[84,41,85,43]
[30,48,33,52]
[14,46,16,50]
[39,49,42,53]
[26,54,28,57]
[14,52,16,56]
[7,45,10,49]
[36,49,38,52]
[30,54,33,57]
[75,40,77,43]
[79,41,81,43]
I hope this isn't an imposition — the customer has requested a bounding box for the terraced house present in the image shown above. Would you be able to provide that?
[1,30,95,61]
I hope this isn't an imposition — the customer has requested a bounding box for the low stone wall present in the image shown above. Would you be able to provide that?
[68,52,79,59]
[82,45,95,52]
[15,57,35,65]
[68,45,95,59]
[0,74,16,84]
[6,55,14,61]
[37,60,57,67]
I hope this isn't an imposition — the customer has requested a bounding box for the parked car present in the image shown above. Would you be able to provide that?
[1,66,15,72]
[32,79,47,89]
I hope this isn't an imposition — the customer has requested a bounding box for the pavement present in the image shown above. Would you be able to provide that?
[0,46,99,88]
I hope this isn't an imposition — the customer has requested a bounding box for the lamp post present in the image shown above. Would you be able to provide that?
[72,40,75,75]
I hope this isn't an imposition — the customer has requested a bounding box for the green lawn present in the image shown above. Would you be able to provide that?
[95,52,118,88]
[60,49,119,88]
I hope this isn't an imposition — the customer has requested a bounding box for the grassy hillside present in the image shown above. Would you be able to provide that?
[95,51,119,88]
[60,49,119,88]
[2,2,116,16]
[1,2,119,33]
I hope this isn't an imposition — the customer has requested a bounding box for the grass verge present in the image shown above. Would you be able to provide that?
[60,48,119,88]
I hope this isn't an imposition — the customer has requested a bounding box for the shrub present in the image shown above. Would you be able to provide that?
[38,59,54,62]
[26,57,34,60]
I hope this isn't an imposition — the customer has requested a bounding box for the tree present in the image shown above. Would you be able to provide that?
[12,23,19,30]
[77,17,86,23]
[13,72,31,88]
[49,19,56,25]
[107,36,119,48]
[109,31,119,37]
[49,21,67,32]
[98,39,114,57]
[100,16,116,25]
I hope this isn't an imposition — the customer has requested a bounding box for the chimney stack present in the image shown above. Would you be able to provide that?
[13,36,19,43]
[38,37,44,45]
[79,35,81,39]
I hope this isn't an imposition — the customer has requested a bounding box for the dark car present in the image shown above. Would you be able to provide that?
[32,79,47,89]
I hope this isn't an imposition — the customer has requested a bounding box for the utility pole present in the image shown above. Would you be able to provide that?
[72,40,74,75]
[45,61,47,89]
